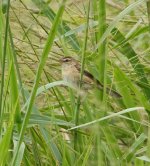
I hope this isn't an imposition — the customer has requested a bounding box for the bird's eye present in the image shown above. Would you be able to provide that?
[64,59,70,62]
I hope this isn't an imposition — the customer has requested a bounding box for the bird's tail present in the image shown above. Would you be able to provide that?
[97,82,122,98]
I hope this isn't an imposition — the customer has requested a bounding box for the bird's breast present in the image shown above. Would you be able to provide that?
[62,64,80,87]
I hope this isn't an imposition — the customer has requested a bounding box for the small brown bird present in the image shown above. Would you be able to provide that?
[60,56,121,98]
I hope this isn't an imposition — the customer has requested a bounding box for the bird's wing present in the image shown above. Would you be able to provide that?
[75,63,103,87]
[75,64,121,98]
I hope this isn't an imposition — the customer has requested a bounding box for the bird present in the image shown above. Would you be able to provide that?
[60,56,121,98]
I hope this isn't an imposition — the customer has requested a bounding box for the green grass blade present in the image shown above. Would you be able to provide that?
[147,0,150,31]
[8,43,21,124]
[97,0,107,100]
[94,0,145,51]
[0,6,3,59]
[74,0,90,153]
[11,0,67,164]
[0,95,19,165]
[114,67,150,112]
[40,127,62,164]
[114,67,143,132]
[112,28,150,99]
[14,143,25,166]
[0,123,13,165]
[123,133,147,162]
[0,0,10,121]
[69,107,144,130]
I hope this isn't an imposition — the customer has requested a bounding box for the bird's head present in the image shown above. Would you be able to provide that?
[60,56,78,66]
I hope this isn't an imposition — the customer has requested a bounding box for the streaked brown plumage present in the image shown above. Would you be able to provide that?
[60,56,121,98]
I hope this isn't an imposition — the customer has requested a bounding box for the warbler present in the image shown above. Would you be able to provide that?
[60,56,121,98]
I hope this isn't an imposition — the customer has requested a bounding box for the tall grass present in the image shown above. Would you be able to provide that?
[0,0,150,165]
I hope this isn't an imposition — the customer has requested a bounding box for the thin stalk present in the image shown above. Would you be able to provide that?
[9,29,26,103]
[0,0,10,134]
[147,0,150,32]
[98,0,107,101]
[74,0,90,152]
[97,1,107,165]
